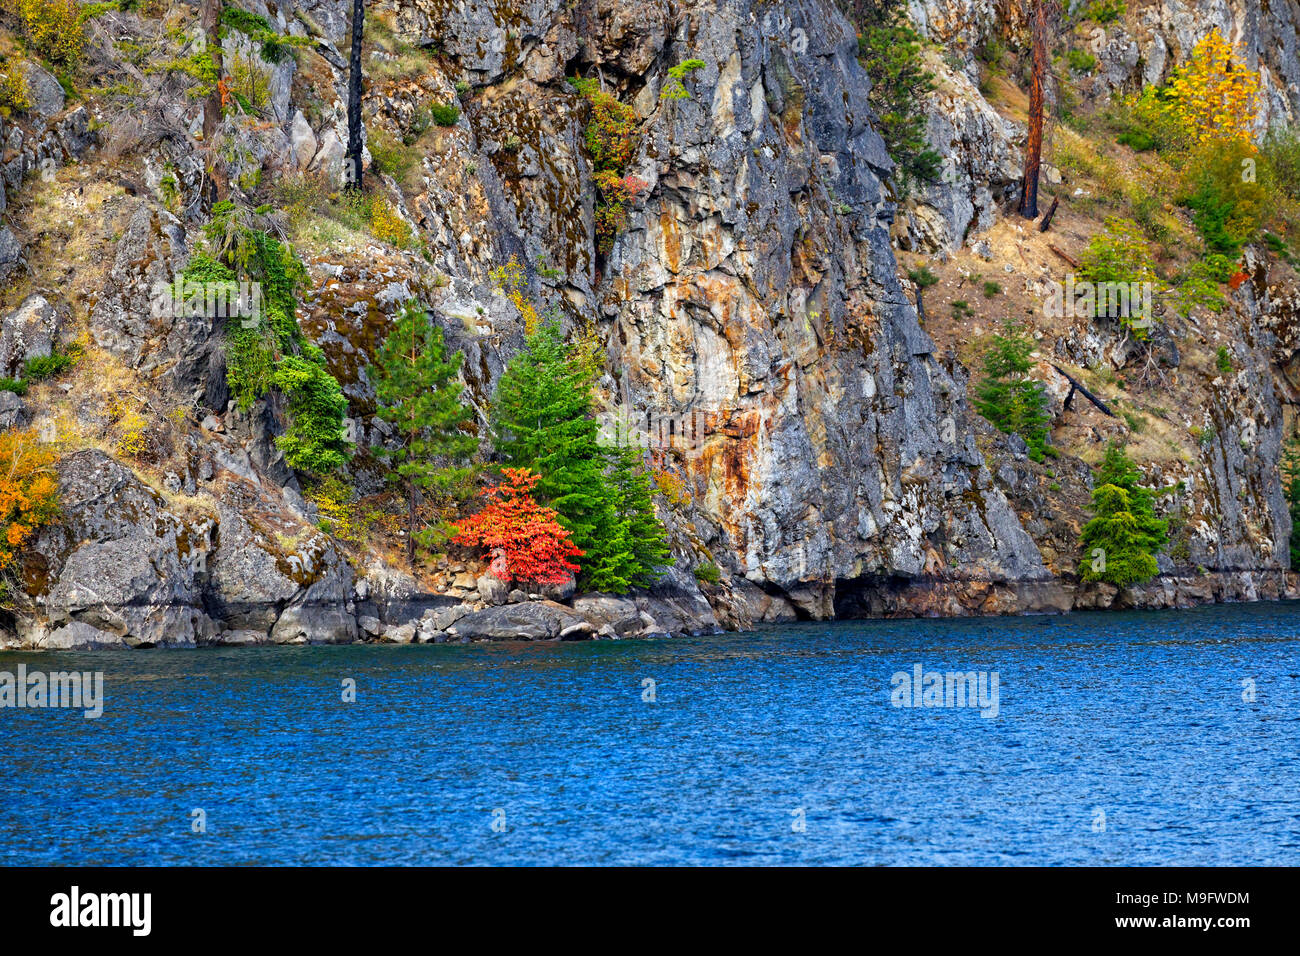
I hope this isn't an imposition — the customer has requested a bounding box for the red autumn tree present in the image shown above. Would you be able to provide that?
[450,468,583,585]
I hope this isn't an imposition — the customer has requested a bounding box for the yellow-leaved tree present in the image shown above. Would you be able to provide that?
[0,428,60,600]
[1164,29,1261,146]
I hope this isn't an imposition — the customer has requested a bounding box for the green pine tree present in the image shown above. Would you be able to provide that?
[850,1,942,197]
[373,301,477,566]
[490,321,636,592]
[1282,436,1300,568]
[1080,444,1167,587]
[608,428,671,588]
[973,322,1053,461]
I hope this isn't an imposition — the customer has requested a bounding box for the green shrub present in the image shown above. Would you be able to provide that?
[198,201,349,474]
[1262,127,1300,198]
[1179,140,1267,255]
[368,128,418,179]
[1078,217,1160,334]
[1066,49,1097,74]
[429,102,460,126]
[1110,87,1188,154]
[661,58,706,100]
[23,352,75,381]
[0,378,27,396]
[1216,346,1233,373]
[1172,255,1234,316]
[1082,0,1125,23]
[982,280,1002,298]
[908,266,939,288]
[1117,129,1155,152]
[693,560,721,584]
[0,66,32,115]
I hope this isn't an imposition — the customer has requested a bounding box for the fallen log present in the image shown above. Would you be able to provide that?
[1048,243,1079,268]
[1052,364,1115,417]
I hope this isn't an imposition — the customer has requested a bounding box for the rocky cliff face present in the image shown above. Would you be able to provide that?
[1,0,1297,649]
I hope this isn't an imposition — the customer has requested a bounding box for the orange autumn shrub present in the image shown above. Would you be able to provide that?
[0,428,61,585]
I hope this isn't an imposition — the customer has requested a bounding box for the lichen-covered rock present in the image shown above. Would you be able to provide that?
[205,478,358,645]
[0,294,59,378]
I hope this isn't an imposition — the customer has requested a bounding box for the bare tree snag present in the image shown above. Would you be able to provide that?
[1018,0,1048,219]
[344,0,366,189]
[1038,195,1059,232]
[199,0,225,203]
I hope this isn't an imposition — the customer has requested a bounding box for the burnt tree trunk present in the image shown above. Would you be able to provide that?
[199,0,225,203]
[345,0,366,189]
[1018,0,1048,219]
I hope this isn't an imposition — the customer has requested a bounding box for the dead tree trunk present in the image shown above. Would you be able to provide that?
[1018,0,1048,219]
[344,0,366,189]
[199,0,225,203]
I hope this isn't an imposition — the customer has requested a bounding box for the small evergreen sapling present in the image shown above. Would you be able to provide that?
[973,323,1053,461]
[1080,444,1168,587]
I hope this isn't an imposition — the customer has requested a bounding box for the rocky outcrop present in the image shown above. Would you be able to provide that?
[0,295,60,378]
[5,0,1300,652]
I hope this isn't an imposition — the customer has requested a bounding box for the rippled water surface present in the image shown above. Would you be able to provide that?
[3,601,1299,865]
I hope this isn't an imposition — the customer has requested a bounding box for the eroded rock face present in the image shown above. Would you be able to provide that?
[589,0,1051,614]
[89,199,222,408]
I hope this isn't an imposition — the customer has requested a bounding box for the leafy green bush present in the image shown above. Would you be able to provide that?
[1082,0,1125,23]
[1262,127,1300,198]
[1179,140,1266,254]
[429,102,460,127]
[0,378,27,396]
[1110,87,1188,154]
[220,6,312,64]
[1078,217,1159,334]
[197,201,349,474]
[1172,254,1234,316]
[1066,49,1097,74]
[368,128,418,179]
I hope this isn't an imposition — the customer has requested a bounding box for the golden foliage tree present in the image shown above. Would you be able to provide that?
[0,429,60,593]
[1164,30,1261,146]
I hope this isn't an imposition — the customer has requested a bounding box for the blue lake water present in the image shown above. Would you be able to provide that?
[2,601,1299,865]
